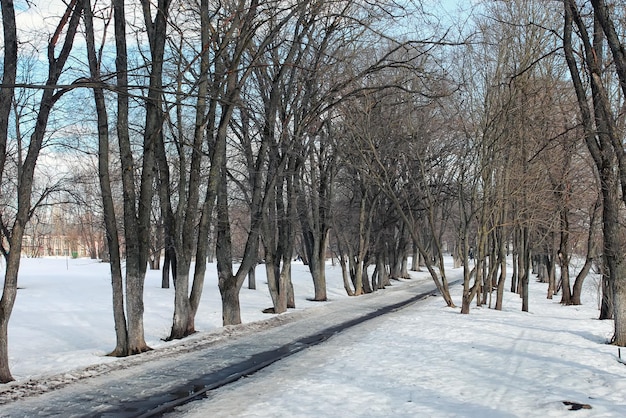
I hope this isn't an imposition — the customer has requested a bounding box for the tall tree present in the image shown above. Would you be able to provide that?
[83,0,128,356]
[563,0,626,344]
[156,0,211,340]
[0,0,19,384]
[101,0,173,355]
[0,0,84,383]
[589,0,626,341]
[214,0,297,325]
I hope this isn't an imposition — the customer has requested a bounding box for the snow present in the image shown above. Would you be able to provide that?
[2,256,626,417]
[1,257,349,381]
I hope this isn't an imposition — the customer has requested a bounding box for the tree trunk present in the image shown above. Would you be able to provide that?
[189,95,219,324]
[610,255,626,345]
[124,267,150,354]
[161,248,173,289]
[362,262,373,294]
[248,265,257,290]
[511,250,518,293]
[287,274,296,309]
[0,319,10,383]
[334,234,355,296]
[572,199,600,305]
[600,271,613,320]
[219,274,242,325]
[295,129,332,302]
[564,0,626,342]
[353,185,372,295]
[571,259,593,306]
[411,240,420,271]
[215,149,239,324]
[311,234,329,300]
[0,0,83,382]
[603,173,626,344]
[461,262,477,315]
[559,207,572,305]
[339,253,356,296]
[265,255,287,314]
[169,268,194,340]
[214,118,263,325]
[0,0,16,189]
[520,227,530,312]
[298,207,329,301]
[547,241,557,300]
[495,228,507,311]
[83,0,128,357]
[277,262,291,313]
[375,253,387,290]
[0,244,21,383]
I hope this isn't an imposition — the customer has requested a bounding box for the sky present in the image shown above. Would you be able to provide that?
[0,256,625,416]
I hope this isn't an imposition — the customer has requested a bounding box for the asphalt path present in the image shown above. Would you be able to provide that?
[0,277,440,418]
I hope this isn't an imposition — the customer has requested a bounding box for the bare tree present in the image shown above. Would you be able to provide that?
[86,0,171,356]
[0,0,84,383]
[563,0,626,344]
[336,40,458,307]
[214,0,299,325]
[155,0,211,340]
[83,0,129,356]
[331,167,378,296]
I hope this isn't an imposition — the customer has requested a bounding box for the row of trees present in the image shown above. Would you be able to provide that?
[1,0,626,383]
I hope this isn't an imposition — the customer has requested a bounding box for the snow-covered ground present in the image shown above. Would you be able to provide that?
[2,256,626,417]
[2,257,351,380]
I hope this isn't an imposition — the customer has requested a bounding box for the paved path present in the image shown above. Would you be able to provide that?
[0,278,439,418]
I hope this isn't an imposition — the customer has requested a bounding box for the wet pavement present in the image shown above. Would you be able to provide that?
[0,278,439,418]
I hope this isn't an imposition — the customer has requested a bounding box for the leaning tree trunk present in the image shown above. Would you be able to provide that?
[571,198,600,305]
[189,89,219,326]
[0,0,83,382]
[0,0,18,384]
[336,243,355,296]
